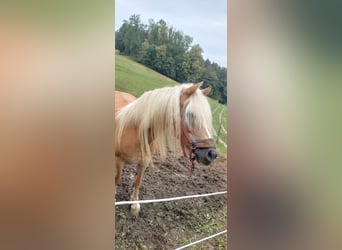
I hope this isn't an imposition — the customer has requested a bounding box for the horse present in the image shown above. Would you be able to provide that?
[114,82,217,215]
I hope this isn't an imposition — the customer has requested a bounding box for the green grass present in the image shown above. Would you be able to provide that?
[115,55,178,97]
[115,55,227,156]
[209,99,227,157]
[174,204,227,249]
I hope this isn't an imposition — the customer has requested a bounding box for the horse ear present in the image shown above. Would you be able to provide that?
[202,86,211,96]
[184,82,203,97]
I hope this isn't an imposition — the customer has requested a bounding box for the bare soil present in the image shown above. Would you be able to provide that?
[115,151,227,249]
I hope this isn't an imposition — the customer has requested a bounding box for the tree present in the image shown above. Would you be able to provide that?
[137,39,153,66]
[202,59,220,100]
[186,44,204,82]
[115,14,227,104]
[115,14,146,56]
[154,44,167,72]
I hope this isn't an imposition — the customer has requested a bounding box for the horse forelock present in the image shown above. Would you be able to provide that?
[182,86,213,138]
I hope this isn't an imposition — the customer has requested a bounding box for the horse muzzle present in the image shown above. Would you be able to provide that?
[194,148,217,165]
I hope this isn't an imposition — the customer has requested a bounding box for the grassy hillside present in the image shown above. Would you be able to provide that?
[115,55,227,157]
[115,55,178,97]
[209,99,227,156]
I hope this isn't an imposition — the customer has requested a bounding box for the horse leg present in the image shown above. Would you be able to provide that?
[114,158,124,186]
[130,162,149,216]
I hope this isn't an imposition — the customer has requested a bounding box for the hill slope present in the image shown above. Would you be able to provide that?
[115,55,227,156]
[115,55,178,97]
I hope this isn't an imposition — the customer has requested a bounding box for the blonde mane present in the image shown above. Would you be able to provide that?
[116,84,213,165]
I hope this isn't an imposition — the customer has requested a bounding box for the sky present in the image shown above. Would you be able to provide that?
[115,0,227,67]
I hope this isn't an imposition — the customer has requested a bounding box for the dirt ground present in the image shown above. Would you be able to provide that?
[115,150,227,249]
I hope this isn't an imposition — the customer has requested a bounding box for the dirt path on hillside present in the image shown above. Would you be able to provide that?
[115,151,227,249]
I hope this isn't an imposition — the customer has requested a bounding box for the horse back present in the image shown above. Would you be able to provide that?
[114,91,136,113]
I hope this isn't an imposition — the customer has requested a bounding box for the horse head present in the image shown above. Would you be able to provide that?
[180,82,217,166]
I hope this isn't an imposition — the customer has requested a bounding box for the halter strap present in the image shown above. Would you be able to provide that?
[181,124,215,149]
[181,123,215,176]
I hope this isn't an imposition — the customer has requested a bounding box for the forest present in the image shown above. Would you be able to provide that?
[115,14,227,104]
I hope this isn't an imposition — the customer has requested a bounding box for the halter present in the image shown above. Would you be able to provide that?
[181,123,216,176]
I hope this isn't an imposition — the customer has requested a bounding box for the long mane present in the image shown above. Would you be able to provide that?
[115,84,213,165]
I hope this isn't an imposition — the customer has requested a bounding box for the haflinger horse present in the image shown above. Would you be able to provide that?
[114,82,217,216]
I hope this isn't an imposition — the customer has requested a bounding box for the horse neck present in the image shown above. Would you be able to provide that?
[135,88,181,157]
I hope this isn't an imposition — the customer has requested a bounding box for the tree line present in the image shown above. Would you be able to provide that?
[115,14,227,104]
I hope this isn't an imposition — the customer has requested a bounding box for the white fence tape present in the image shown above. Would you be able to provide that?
[115,191,227,205]
[115,191,228,248]
[174,230,227,250]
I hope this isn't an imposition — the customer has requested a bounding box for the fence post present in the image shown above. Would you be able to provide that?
[216,107,224,144]
[216,120,222,144]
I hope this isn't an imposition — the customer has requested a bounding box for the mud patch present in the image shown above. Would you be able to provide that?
[115,151,227,249]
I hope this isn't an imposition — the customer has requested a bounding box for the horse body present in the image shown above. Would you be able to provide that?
[114,91,143,164]
[114,91,156,215]
[114,91,136,113]
[114,83,216,215]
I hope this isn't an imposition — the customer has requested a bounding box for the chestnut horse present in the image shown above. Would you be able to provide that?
[114,82,217,215]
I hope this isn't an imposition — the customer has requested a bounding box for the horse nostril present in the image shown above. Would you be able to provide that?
[208,149,217,160]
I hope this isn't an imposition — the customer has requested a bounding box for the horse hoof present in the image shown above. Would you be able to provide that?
[130,204,140,216]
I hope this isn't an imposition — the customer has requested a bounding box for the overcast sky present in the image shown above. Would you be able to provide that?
[115,0,227,67]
